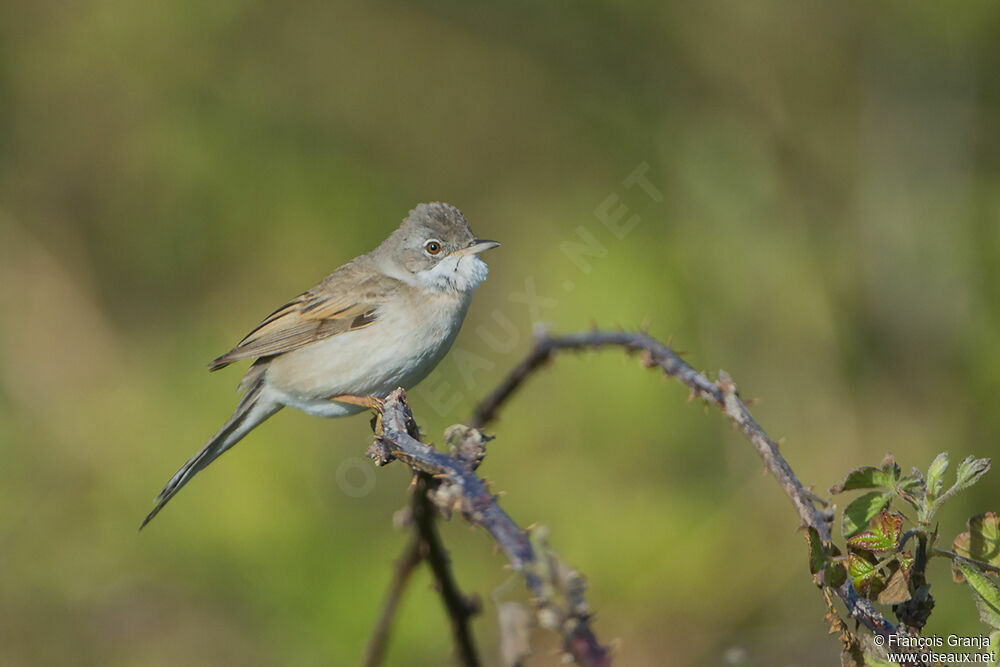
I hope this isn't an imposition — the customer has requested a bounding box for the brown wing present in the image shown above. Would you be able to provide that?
[208,266,390,371]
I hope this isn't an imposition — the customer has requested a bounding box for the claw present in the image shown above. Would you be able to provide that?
[331,394,384,411]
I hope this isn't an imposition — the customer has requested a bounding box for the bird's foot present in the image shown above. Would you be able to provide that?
[331,393,384,411]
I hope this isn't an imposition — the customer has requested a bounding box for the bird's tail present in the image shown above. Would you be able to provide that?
[141,382,280,529]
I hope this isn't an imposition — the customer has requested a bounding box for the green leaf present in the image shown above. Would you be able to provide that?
[897,474,925,495]
[830,467,885,493]
[806,526,847,588]
[953,513,1000,577]
[831,456,901,494]
[926,452,949,498]
[848,511,903,553]
[826,562,847,589]
[806,526,825,575]
[842,492,893,540]
[848,552,878,590]
[954,559,1000,628]
[956,456,992,492]
[975,595,1000,631]
[898,552,915,573]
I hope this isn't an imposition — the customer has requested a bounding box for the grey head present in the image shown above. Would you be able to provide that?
[375,202,500,293]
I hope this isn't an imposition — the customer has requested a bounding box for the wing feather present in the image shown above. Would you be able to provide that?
[208,264,393,371]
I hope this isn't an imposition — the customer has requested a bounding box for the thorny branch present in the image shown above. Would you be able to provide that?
[412,471,483,667]
[469,327,918,662]
[363,418,481,667]
[364,327,922,666]
[368,389,612,667]
[362,473,482,667]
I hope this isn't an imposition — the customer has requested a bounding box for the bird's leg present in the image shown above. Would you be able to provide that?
[330,394,385,411]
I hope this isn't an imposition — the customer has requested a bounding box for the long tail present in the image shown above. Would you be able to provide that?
[141,384,281,529]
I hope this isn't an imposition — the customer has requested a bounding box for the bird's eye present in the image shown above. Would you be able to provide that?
[424,240,443,255]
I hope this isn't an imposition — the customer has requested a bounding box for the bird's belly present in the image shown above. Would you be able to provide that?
[265,291,470,417]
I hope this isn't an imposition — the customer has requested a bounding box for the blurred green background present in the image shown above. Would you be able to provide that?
[2,1,999,665]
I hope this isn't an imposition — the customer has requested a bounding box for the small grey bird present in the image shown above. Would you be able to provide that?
[142,202,499,528]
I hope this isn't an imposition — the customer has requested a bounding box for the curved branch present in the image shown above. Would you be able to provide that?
[469,327,912,659]
[412,472,482,667]
[370,390,611,667]
[362,478,482,667]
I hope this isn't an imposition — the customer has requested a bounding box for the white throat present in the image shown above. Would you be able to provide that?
[414,254,489,293]
[377,252,490,294]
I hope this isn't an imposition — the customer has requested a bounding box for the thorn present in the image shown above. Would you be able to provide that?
[717,370,736,394]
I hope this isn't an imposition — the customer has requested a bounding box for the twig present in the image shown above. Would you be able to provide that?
[364,421,482,666]
[412,472,482,667]
[362,534,423,667]
[469,327,914,659]
[370,389,612,667]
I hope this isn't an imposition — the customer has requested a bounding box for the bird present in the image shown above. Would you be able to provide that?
[141,202,499,528]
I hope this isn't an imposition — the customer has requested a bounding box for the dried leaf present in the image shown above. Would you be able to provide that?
[876,565,910,605]
[953,513,1000,582]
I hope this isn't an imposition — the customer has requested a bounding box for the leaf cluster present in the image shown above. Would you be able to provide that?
[808,452,999,664]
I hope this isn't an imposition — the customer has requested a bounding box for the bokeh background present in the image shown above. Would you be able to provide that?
[2,1,999,665]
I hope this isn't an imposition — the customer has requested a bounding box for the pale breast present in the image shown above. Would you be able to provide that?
[264,287,471,402]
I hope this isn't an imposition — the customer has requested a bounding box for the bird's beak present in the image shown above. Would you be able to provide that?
[457,239,501,256]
